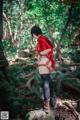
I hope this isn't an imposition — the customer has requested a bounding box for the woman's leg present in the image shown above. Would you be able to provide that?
[40,74,50,100]
[40,74,51,113]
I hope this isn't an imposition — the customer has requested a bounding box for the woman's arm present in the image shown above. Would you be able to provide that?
[39,48,52,56]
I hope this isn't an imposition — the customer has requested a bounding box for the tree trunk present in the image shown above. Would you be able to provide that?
[56,3,73,59]
[3,12,13,46]
[0,1,9,82]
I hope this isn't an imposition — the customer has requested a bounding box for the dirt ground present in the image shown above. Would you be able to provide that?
[55,107,79,120]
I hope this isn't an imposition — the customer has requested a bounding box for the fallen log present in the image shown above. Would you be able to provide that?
[76,99,80,112]
[68,63,80,66]
[61,81,80,95]
[24,71,35,78]
[54,99,80,120]
[63,102,80,120]
[25,76,35,88]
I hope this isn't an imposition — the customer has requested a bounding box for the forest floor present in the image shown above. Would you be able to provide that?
[55,108,79,120]
[4,53,80,120]
[54,90,80,120]
[26,97,80,120]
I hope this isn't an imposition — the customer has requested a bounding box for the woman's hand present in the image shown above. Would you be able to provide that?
[40,49,52,56]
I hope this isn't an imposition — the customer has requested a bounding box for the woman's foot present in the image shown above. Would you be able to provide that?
[43,99,50,114]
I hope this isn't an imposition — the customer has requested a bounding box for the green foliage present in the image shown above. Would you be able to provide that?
[3,0,80,61]
[2,0,80,119]
[3,0,80,60]
[70,48,80,63]
[0,64,42,119]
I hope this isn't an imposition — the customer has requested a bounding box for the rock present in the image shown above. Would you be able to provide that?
[18,50,30,58]
[25,109,55,120]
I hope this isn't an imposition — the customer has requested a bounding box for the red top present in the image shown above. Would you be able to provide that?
[36,35,55,69]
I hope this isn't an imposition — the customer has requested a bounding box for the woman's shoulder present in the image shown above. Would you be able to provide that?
[39,35,53,45]
[41,35,48,39]
[38,35,48,41]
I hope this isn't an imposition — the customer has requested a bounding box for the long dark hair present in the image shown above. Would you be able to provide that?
[31,25,42,36]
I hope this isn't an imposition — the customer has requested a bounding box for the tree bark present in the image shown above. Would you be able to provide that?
[0,1,9,82]
[3,12,13,46]
[56,3,74,59]
[0,0,3,41]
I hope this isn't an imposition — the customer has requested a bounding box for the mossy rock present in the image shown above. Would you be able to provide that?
[25,109,55,120]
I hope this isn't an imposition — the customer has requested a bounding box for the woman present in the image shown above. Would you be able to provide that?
[31,25,55,113]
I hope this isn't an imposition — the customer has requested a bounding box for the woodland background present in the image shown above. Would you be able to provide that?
[0,0,80,119]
